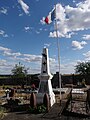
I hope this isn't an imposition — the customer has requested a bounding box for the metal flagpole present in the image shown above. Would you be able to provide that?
[54,5,62,105]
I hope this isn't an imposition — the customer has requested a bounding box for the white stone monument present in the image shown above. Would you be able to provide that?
[36,48,55,106]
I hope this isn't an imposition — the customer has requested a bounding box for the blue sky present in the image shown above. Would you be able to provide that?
[0,0,90,74]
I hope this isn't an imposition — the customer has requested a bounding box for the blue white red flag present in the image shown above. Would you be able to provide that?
[45,9,56,24]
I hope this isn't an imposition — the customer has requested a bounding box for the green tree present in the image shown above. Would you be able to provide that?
[75,62,90,76]
[12,62,28,78]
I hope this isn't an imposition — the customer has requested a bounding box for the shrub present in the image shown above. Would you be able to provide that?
[28,104,46,114]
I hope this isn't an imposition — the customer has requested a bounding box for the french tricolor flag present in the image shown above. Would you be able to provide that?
[45,9,56,24]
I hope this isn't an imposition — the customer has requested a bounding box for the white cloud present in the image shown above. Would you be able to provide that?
[18,0,29,15]
[83,51,90,60]
[56,3,66,21]
[4,34,8,37]
[61,62,76,74]
[35,30,40,34]
[0,46,21,59]
[0,45,58,74]
[49,30,75,38]
[0,45,81,74]
[3,51,21,58]
[0,46,41,63]
[82,34,90,40]
[0,59,7,66]
[49,31,64,38]
[23,54,42,62]
[50,59,77,74]
[41,0,90,38]
[19,13,23,16]
[0,7,8,15]
[0,30,5,35]
[40,17,46,25]
[24,26,30,30]
[76,0,90,10]
[24,26,30,32]
[80,41,87,45]
[72,40,87,50]
[0,59,15,74]
[44,43,51,47]
[1,45,89,74]
[0,30,8,37]
[73,0,76,3]
[24,26,34,33]
[0,46,11,52]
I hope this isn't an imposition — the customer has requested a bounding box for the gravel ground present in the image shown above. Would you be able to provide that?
[1,100,90,120]
[1,111,90,120]
[1,88,90,120]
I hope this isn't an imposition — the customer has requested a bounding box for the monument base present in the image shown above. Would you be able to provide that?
[36,80,55,107]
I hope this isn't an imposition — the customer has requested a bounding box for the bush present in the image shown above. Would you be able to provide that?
[37,105,46,113]
[28,104,46,114]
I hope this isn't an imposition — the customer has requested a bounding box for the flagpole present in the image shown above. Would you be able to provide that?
[54,5,62,105]
[44,4,62,105]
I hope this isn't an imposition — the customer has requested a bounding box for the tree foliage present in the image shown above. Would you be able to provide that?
[75,62,90,76]
[11,62,28,78]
